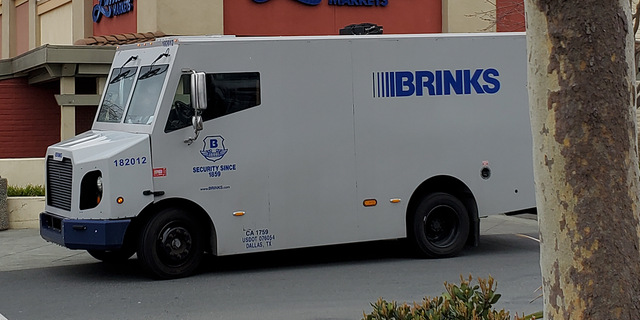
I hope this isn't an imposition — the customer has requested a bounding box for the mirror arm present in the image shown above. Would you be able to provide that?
[184,114,203,145]
[183,129,200,145]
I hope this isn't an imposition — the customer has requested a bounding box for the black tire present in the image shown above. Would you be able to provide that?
[137,208,204,279]
[87,247,135,263]
[411,192,470,258]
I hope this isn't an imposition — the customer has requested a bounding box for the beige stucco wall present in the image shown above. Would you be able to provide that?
[0,158,45,187]
[40,1,72,45]
[16,1,28,55]
[138,0,223,36]
[443,0,496,33]
[1,0,17,58]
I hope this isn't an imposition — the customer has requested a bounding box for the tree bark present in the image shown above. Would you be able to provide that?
[524,0,640,319]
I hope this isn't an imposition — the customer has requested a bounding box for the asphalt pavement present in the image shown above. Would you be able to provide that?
[0,213,539,273]
[0,213,540,320]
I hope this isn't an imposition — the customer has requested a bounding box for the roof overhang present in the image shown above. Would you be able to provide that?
[0,44,116,85]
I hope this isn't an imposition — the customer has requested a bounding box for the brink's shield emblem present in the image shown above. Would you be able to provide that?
[200,135,228,162]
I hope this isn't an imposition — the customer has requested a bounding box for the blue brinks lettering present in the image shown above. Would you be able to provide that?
[390,72,396,97]
[415,71,435,96]
[464,69,484,94]
[435,70,443,96]
[444,70,463,95]
[482,68,500,94]
[395,71,415,97]
[373,68,501,98]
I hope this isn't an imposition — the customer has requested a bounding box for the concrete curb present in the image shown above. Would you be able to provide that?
[7,197,43,229]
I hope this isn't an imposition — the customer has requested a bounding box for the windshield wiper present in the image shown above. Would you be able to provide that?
[138,67,164,80]
[139,49,171,80]
[109,55,138,84]
[109,70,133,84]
[150,49,170,66]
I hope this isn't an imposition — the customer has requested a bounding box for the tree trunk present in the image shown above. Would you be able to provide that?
[524,0,640,318]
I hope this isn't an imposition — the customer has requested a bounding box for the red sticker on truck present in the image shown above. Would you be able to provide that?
[153,168,167,177]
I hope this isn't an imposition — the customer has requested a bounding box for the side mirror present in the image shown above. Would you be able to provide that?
[184,71,206,145]
[190,72,207,110]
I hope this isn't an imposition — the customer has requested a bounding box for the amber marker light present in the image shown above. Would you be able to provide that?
[116,197,124,204]
[390,198,401,203]
[233,211,245,217]
[363,199,377,207]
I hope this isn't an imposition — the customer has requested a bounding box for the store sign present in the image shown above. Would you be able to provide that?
[253,0,388,6]
[93,0,134,23]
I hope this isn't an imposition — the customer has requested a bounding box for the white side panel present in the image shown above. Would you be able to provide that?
[263,39,358,249]
[351,34,535,235]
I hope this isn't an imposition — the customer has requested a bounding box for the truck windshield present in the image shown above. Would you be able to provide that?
[96,64,169,125]
[124,64,169,125]
[97,66,137,123]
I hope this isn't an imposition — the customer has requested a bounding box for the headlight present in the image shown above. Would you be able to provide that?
[81,170,103,210]
[97,176,103,192]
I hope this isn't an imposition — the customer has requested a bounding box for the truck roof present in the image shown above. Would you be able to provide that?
[116,32,526,51]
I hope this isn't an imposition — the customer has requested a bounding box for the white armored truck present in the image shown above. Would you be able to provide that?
[41,33,536,279]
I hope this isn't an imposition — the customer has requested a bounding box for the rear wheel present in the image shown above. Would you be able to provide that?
[411,192,469,258]
[137,208,204,279]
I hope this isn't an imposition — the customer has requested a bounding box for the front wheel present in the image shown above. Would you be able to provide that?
[411,192,470,258]
[137,208,204,279]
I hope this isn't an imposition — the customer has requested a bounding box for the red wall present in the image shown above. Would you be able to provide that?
[495,0,525,32]
[224,0,441,36]
[92,0,137,36]
[0,78,60,158]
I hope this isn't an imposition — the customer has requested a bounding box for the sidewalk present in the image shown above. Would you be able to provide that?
[0,214,539,272]
[0,228,95,272]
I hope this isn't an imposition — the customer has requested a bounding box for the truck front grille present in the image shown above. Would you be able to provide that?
[47,156,73,211]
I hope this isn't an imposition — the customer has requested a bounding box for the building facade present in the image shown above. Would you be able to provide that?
[0,0,523,160]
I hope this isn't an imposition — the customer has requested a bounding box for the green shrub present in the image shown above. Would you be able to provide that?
[7,184,45,197]
[362,275,542,320]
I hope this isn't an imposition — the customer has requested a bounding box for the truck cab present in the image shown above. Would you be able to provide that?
[41,40,214,278]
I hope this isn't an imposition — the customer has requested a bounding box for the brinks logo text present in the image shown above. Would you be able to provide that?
[373,69,500,98]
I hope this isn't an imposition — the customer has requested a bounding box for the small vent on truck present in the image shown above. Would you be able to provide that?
[47,156,73,211]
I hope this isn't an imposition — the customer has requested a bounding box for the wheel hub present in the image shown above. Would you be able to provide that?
[160,226,192,261]
[171,238,182,249]
[430,219,443,233]
[424,205,458,247]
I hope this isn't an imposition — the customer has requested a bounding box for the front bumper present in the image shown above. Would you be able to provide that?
[40,212,131,250]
